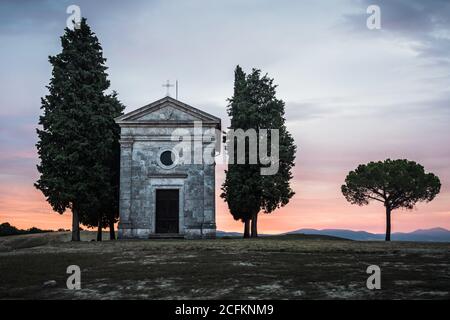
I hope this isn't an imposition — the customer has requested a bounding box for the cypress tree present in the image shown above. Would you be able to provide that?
[35,18,123,241]
[221,66,296,238]
[221,66,261,238]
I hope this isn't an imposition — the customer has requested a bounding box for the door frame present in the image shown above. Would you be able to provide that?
[150,179,185,235]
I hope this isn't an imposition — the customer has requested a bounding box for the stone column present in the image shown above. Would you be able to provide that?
[202,162,216,239]
[118,137,133,239]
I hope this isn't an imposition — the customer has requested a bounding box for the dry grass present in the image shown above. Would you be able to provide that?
[0,232,449,299]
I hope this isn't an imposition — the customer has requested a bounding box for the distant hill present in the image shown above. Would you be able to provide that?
[216,230,244,238]
[287,227,450,242]
[216,231,277,238]
[0,222,54,237]
[216,230,349,241]
[219,227,450,242]
[287,229,383,241]
[391,228,450,242]
[264,233,351,241]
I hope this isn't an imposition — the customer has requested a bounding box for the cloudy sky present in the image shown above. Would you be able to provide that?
[1,0,449,233]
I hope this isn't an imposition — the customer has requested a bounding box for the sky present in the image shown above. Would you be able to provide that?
[0,0,450,234]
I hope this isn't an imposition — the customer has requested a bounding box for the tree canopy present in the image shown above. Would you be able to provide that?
[342,159,441,240]
[342,159,440,209]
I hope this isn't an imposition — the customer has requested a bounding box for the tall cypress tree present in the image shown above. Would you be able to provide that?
[221,66,261,238]
[35,18,123,241]
[221,66,296,238]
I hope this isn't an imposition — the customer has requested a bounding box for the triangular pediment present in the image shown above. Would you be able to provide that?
[116,96,221,127]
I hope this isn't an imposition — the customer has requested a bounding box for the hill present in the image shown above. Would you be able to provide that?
[287,227,450,242]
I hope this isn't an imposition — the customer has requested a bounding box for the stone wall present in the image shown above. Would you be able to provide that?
[118,124,217,239]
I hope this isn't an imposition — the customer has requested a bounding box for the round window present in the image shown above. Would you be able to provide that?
[160,150,175,167]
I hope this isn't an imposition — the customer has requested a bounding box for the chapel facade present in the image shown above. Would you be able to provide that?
[115,96,221,239]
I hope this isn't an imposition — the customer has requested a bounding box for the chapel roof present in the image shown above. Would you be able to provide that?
[115,96,221,129]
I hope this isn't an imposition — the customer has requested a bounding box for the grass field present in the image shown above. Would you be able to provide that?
[0,232,449,299]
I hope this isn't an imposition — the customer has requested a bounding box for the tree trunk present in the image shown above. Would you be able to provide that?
[251,212,258,238]
[243,219,250,238]
[71,208,80,242]
[97,216,102,242]
[385,206,391,241]
[109,218,116,240]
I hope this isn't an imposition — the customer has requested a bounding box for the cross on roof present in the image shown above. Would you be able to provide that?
[162,80,175,97]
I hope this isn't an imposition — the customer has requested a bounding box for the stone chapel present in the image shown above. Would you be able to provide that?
[115,96,221,239]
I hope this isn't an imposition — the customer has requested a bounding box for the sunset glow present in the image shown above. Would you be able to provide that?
[1,0,450,234]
